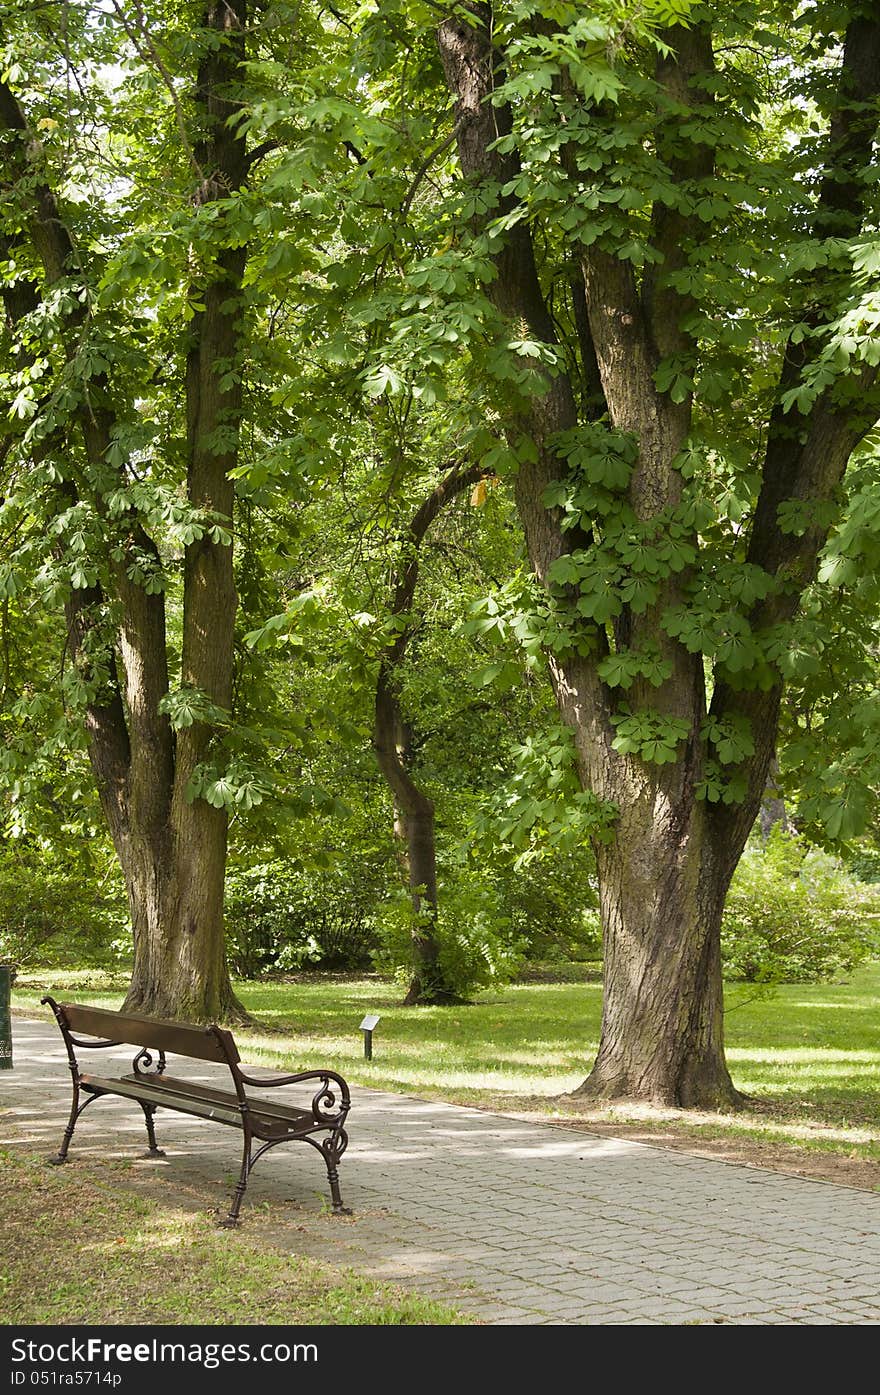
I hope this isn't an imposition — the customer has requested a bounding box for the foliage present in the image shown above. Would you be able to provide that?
[374,869,525,1000]
[849,847,880,885]
[0,842,127,968]
[225,860,387,977]
[496,848,602,963]
[721,830,880,984]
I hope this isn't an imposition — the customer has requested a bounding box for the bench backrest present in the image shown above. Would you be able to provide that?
[60,1002,239,1064]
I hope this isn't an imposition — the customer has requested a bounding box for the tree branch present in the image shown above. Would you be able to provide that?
[374,460,487,824]
[437,1,615,761]
[641,23,716,364]
[709,11,880,862]
[578,22,715,513]
[0,80,174,830]
[108,0,205,181]
[245,138,279,171]
[401,121,461,221]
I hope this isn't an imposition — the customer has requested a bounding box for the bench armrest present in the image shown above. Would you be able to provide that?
[237,1067,351,1126]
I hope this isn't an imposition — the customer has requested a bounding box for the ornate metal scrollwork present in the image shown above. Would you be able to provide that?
[132,1047,166,1077]
[311,1077,347,1126]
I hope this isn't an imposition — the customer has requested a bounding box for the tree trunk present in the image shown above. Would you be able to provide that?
[121,817,240,1020]
[118,0,248,1021]
[551,644,751,1107]
[401,800,445,1006]
[438,7,743,1103]
[573,811,742,1107]
[374,673,454,1005]
[372,462,487,1004]
[0,7,251,1022]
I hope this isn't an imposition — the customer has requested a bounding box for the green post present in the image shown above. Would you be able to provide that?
[0,964,13,1070]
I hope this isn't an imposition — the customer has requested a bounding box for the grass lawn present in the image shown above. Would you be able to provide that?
[0,1147,468,1324]
[12,962,880,1186]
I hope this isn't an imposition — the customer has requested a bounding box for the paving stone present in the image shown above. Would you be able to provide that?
[4,1016,880,1328]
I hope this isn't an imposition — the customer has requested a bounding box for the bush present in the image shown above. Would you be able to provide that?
[848,847,880,884]
[0,843,128,968]
[368,845,599,1000]
[721,829,880,984]
[225,861,383,976]
[373,872,525,999]
[500,849,601,963]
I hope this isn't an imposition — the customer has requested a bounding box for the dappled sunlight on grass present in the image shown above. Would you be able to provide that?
[14,963,880,1172]
[728,1048,879,1062]
[83,1218,193,1256]
[781,999,877,1011]
[0,1150,467,1324]
[543,1098,880,1152]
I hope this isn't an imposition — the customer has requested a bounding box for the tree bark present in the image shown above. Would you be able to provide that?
[372,461,487,1004]
[373,683,448,1004]
[573,795,740,1106]
[122,820,237,1020]
[123,0,247,1020]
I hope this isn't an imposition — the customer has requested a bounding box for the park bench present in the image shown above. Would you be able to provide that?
[41,996,352,1226]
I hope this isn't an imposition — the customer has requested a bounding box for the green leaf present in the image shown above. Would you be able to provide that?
[159,688,229,731]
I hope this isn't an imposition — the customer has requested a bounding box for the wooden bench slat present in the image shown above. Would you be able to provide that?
[62,1003,238,1064]
[81,1074,244,1127]
[81,1073,316,1141]
[119,1074,241,1110]
[81,1071,244,1127]
[119,1074,313,1131]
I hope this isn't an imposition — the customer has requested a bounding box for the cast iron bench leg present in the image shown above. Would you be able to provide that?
[139,1101,166,1158]
[322,1136,352,1216]
[47,1095,78,1166]
[220,1133,252,1228]
[48,1090,98,1165]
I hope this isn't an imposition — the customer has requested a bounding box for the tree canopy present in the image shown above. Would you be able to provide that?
[2,0,880,1102]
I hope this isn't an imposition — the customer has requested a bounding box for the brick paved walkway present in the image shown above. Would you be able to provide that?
[3,1018,880,1324]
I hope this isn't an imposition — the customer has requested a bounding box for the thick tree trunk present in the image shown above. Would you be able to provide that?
[438,0,880,1106]
[553,646,749,1108]
[117,0,248,1021]
[120,817,240,1020]
[439,7,741,1102]
[574,818,742,1107]
[0,6,253,1022]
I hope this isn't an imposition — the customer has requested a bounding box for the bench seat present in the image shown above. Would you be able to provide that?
[81,1072,315,1139]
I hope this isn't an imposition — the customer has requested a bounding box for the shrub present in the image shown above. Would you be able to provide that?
[848,847,880,884]
[721,829,880,984]
[373,873,525,999]
[0,843,128,968]
[369,844,599,999]
[499,849,602,963]
[224,861,383,976]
